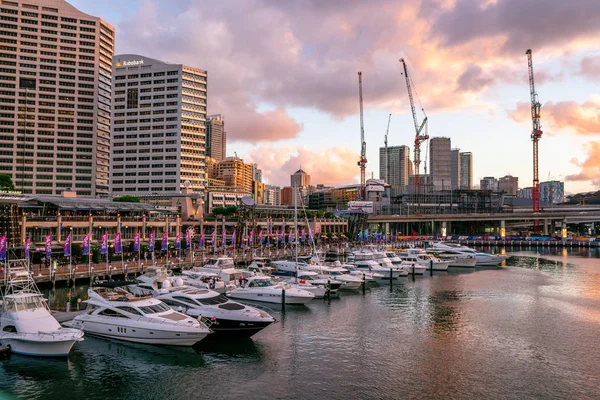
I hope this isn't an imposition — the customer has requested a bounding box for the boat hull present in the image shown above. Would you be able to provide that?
[227,291,313,305]
[0,335,80,357]
[208,319,274,338]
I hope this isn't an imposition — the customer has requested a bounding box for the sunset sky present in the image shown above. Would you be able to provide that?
[73,0,600,193]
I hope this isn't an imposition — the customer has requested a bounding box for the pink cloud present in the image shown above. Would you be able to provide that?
[566,141,600,185]
[246,145,360,187]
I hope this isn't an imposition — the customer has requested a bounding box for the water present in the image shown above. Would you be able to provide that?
[2,248,600,400]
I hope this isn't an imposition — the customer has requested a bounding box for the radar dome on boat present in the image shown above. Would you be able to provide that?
[174,277,184,287]
[162,280,172,289]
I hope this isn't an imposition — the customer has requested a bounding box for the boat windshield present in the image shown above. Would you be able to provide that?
[197,295,229,305]
[354,254,373,261]
[3,295,45,312]
[137,302,171,314]
[248,279,274,288]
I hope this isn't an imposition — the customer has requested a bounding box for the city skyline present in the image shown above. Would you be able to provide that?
[71,0,600,193]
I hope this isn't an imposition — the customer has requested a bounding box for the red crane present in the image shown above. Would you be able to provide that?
[526,49,542,232]
[357,71,367,200]
[400,58,429,194]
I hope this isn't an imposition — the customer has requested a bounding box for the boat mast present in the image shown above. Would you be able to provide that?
[294,185,298,283]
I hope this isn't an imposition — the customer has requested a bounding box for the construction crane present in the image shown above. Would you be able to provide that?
[384,113,391,186]
[400,58,429,194]
[526,49,543,233]
[357,71,367,200]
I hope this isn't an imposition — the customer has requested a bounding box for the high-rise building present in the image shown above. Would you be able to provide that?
[429,137,452,191]
[251,163,262,183]
[540,181,564,204]
[280,186,293,206]
[480,176,498,192]
[450,148,461,191]
[0,0,114,196]
[110,54,207,195]
[291,168,310,206]
[206,114,225,161]
[216,156,253,193]
[459,152,473,189]
[498,175,518,196]
[265,184,280,205]
[379,145,410,196]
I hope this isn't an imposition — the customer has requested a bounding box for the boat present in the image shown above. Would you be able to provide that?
[0,265,84,357]
[132,266,228,295]
[325,260,384,282]
[227,276,315,305]
[154,286,275,337]
[398,249,450,271]
[424,249,478,267]
[428,242,506,266]
[351,251,408,278]
[398,261,427,275]
[185,257,254,287]
[68,282,211,346]
[284,271,327,298]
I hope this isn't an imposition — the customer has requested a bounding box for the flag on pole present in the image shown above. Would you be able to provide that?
[241,231,246,248]
[249,229,254,246]
[82,234,90,256]
[24,235,31,259]
[64,233,71,257]
[222,229,226,248]
[161,231,168,251]
[281,229,285,244]
[45,233,53,259]
[274,229,279,245]
[149,231,155,252]
[185,230,191,250]
[232,230,236,248]
[133,232,140,252]
[175,232,181,250]
[211,230,216,246]
[0,234,6,261]
[289,229,293,243]
[100,233,108,255]
[199,231,205,247]
[301,228,306,242]
[114,232,122,254]
[259,229,264,244]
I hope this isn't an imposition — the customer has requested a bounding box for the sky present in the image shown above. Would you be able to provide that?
[72,0,600,194]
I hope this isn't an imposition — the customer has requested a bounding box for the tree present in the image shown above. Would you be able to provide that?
[113,195,141,203]
[324,212,336,219]
[0,174,14,190]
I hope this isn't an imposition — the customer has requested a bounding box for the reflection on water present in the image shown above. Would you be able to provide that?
[1,248,599,400]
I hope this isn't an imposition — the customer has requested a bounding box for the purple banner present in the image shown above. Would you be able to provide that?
[289,229,293,243]
[133,232,140,252]
[175,232,181,250]
[199,231,205,248]
[211,230,216,246]
[222,229,226,248]
[82,233,90,256]
[161,231,168,251]
[185,230,191,250]
[249,229,254,246]
[0,234,6,261]
[232,230,236,248]
[45,233,52,259]
[24,235,31,259]
[259,229,263,244]
[281,229,285,244]
[100,233,108,255]
[149,231,155,252]
[274,229,279,245]
[114,232,122,254]
[64,233,71,257]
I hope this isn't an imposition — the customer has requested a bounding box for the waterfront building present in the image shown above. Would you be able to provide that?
[459,152,473,189]
[429,137,452,191]
[517,186,532,199]
[251,163,262,183]
[252,180,266,204]
[480,176,498,192]
[450,149,461,191]
[280,186,293,206]
[540,180,564,204]
[498,175,519,196]
[379,145,410,197]
[291,168,310,206]
[110,54,207,195]
[265,184,280,206]
[216,156,253,193]
[206,114,225,162]
[0,0,114,196]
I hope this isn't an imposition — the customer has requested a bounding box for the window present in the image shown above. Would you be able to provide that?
[126,88,138,109]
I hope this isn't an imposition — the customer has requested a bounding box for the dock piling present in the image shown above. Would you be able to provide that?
[281,287,286,311]
[430,259,433,276]
[362,273,366,295]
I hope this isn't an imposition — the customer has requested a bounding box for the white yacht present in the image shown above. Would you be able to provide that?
[186,257,253,287]
[132,266,227,295]
[424,248,478,267]
[327,260,384,282]
[271,259,344,294]
[398,249,450,271]
[398,261,427,275]
[285,272,327,298]
[227,276,315,305]
[298,264,364,291]
[154,286,275,337]
[0,266,84,357]
[68,282,211,346]
[351,251,408,279]
[385,251,403,265]
[428,242,506,266]
[362,245,395,268]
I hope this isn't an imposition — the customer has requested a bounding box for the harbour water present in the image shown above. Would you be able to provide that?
[1,248,599,400]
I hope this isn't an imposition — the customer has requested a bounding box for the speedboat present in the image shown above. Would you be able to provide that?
[285,271,327,298]
[428,242,506,266]
[0,266,83,357]
[227,276,315,305]
[154,286,275,337]
[399,249,450,271]
[68,282,211,346]
[424,249,478,267]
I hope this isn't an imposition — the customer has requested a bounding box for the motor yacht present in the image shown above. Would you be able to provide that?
[299,264,364,291]
[68,282,211,346]
[271,259,344,295]
[326,260,384,282]
[154,286,274,337]
[384,251,403,265]
[351,251,408,279]
[284,271,327,298]
[186,257,254,287]
[428,242,506,266]
[398,249,450,271]
[398,261,427,275]
[227,276,315,305]
[0,266,83,357]
[424,249,478,267]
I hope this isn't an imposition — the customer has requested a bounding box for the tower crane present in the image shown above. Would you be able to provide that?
[526,49,542,233]
[400,58,429,194]
[357,71,367,200]
[384,113,391,185]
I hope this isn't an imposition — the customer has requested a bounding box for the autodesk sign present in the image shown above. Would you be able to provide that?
[115,58,144,67]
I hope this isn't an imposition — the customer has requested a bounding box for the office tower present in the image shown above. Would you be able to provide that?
[480,176,498,192]
[379,145,410,196]
[540,181,564,204]
[429,137,451,191]
[450,148,460,191]
[216,156,253,193]
[498,175,518,196]
[459,152,473,189]
[110,54,207,195]
[291,168,310,206]
[206,114,225,162]
[0,0,114,196]
[251,163,262,183]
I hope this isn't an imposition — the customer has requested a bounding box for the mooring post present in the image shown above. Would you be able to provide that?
[430,259,433,276]
[412,263,415,282]
[362,273,366,295]
[390,268,393,289]
[281,287,286,311]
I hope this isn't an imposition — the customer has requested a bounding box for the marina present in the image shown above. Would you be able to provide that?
[0,247,599,399]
